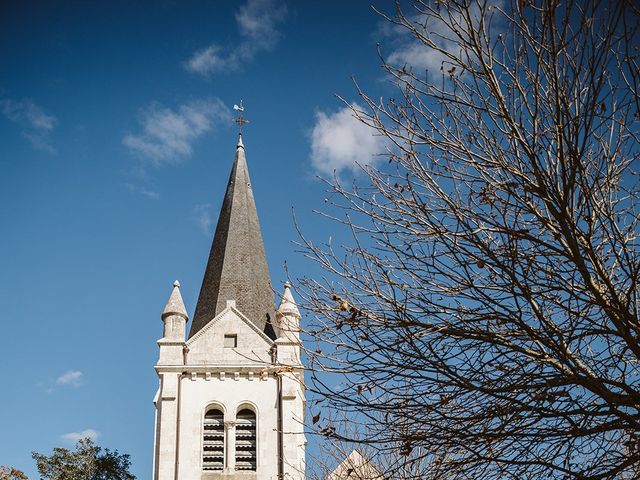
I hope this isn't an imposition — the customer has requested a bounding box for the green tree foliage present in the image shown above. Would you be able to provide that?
[31,438,135,480]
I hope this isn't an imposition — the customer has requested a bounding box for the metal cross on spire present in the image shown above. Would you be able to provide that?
[233,100,249,135]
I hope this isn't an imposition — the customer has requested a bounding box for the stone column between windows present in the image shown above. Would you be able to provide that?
[224,421,236,472]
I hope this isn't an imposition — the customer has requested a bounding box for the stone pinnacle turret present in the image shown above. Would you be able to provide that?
[162,280,188,321]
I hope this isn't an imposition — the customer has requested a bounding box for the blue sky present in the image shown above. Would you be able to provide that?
[0,1,422,477]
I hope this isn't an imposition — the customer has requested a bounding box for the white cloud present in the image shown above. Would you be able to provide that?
[56,370,83,387]
[123,182,160,200]
[186,45,236,76]
[61,429,100,444]
[140,188,161,200]
[193,203,214,235]
[185,0,287,76]
[123,98,231,165]
[383,15,458,75]
[1,98,57,152]
[387,40,453,74]
[235,0,285,47]
[310,103,386,176]
[384,1,503,76]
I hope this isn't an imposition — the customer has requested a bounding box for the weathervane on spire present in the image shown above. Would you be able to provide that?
[233,100,249,135]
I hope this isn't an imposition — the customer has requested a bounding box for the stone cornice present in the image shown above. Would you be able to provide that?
[155,364,303,374]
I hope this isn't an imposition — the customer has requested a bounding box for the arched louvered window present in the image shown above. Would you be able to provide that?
[235,408,257,471]
[202,408,224,471]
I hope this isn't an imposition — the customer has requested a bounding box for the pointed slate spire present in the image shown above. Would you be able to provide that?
[162,280,188,320]
[189,135,276,339]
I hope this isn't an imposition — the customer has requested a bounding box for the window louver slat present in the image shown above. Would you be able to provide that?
[235,409,256,471]
[202,409,224,471]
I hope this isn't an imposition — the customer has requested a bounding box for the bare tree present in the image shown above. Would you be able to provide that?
[299,1,640,479]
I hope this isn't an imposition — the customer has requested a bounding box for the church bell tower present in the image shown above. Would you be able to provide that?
[152,131,306,480]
